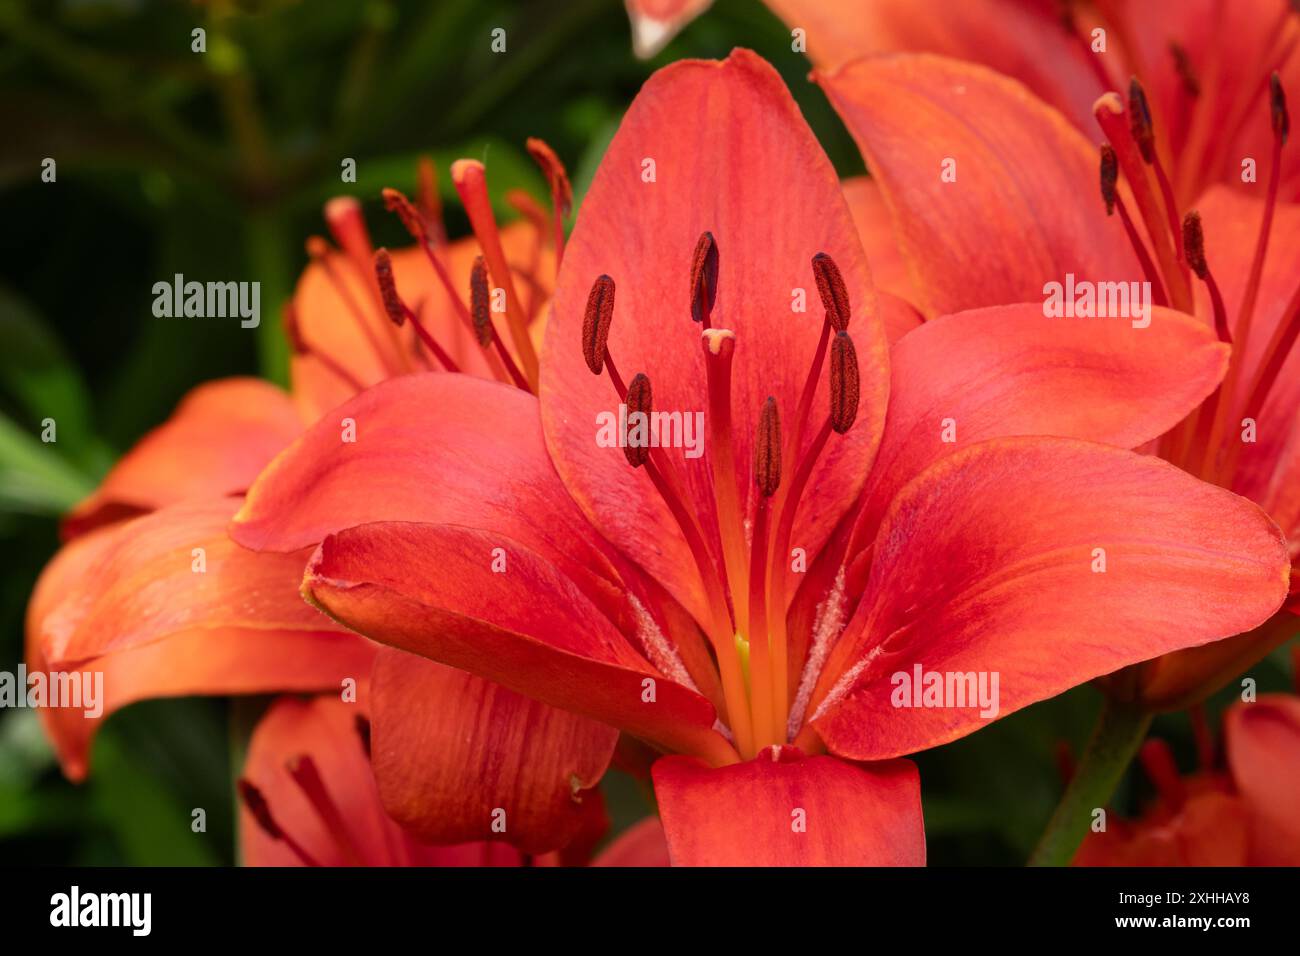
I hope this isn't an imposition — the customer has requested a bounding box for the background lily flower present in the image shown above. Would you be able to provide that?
[762,0,1300,204]
[232,50,1289,865]
[1075,687,1300,866]
[817,51,1300,712]
[239,691,668,867]
[25,147,569,782]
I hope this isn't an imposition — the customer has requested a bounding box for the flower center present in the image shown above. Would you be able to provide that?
[582,239,862,759]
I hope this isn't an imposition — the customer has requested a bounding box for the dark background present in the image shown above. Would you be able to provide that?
[0,0,1289,865]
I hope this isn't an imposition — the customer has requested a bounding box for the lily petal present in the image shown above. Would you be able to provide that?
[818,54,1141,319]
[232,373,625,614]
[303,521,732,764]
[1225,694,1300,865]
[811,438,1290,760]
[849,304,1230,553]
[591,817,671,867]
[652,746,924,865]
[369,648,618,854]
[39,498,348,668]
[541,48,888,623]
[766,0,1109,129]
[62,379,301,539]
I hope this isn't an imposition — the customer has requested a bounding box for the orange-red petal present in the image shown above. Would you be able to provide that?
[62,378,301,539]
[1224,693,1300,865]
[369,648,617,854]
[811,438,1290,760]
[652,747,924,866]
[303,521,732,764]
[818,54,1141,319]
[540,49,889,624]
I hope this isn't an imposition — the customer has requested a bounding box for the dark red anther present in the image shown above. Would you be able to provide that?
[382,187,427,241]
[1169,43,1200,98]
[237,779,281,839]
[1182,210,1208,279]
[1128,76,1156,164]
[526,137,573,218]
[689,231,719,324]
[754,396,782,497]
[830,331,860,434]
[812,252,851,331]
[1099,144,1119,216]
[624,372,653,468]
[583,275,615,374]
[470,255,493,347]
[1272,72,1290,146]
[373,248,406,326]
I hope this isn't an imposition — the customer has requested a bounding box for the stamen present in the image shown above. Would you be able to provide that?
[469,256,530,391]
[450,159,540,387]
[236,778,321,867]
[505,189,548,320]
[282,303,366,393]
[526,137,572,269]
[1272,71,1290,145]
[1129,76,1186,265]
[582,275,615,375]
[1099,145,1170,307]
[1181,212,1230,342]
[287,754,364,866]
[1169,43,1201,98]
[689,232,719,327]
[374,249,461,373]
[306,236,406,374]
[1094,93,1191,310]
[829,331,860,433]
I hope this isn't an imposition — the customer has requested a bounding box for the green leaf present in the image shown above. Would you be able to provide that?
[0,411,94,515]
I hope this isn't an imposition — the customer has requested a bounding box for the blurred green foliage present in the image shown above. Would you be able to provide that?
[0,0,1293,866]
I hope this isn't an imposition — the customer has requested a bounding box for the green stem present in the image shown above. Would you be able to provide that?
[1027,696,1152,867]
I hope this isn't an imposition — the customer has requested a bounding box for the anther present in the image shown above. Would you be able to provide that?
[374,248,408,326]
[624,373,653,468]
[755,396,782,497]
[382,188,427,242]
[689,231,719,325]
[811,252,851,331]
[830,331,860,434]
[470,255,493,347]
[1272,71,1290,145]
[583,275,615,375]
[1128,76,1156,164]
[1169,44,1200,98]
[1099,144,1119,215]
[1182,211,1208,279]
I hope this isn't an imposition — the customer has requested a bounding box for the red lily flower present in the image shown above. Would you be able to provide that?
[764,0,1300,204]
[1075,687,1300,865]
[232,50,1289,865]
[26,151,565,780]
[816,50,1300,710]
